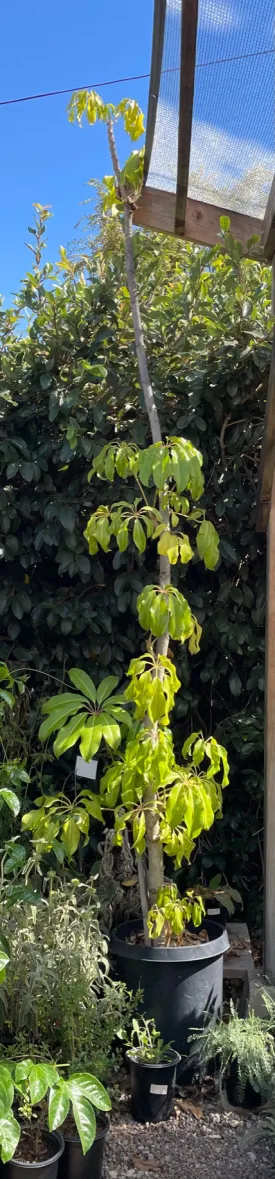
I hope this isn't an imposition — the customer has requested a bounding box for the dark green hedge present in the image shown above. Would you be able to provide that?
[0,218,272,915]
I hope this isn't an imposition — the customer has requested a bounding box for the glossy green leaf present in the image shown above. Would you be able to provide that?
[197,520,219,570]
[68,1073,111,1111]
[68,668,97,702]
[53,712,87,758]
[62,817,80,857]
[133,519,146,553]
[0,789,20,816]
[81,792,103,821]
[70,1094,96,1155]
[96,676,119,706]
[0,1114,20,1163]
[80,715,103,758]
[48,1083,70,1131]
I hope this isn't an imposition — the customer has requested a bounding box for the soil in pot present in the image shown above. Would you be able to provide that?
[111,918,229,1066]
[126,1049,181,1124]
[0,1130,64,1179]
[57,1114,109,1179]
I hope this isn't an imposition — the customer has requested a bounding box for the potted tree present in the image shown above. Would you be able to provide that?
[126,1017,180,1124]
[33,91,229,1059]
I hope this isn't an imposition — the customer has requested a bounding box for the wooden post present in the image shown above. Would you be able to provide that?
[264,463,275,979]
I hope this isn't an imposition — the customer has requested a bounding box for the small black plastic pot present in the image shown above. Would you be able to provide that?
[111,919,229,1067]
[204,901,227,928]
[224,1061,265,1110]
[0,1131,64,1179]
[126,1049,181,1124]
[58,1116,109,1179]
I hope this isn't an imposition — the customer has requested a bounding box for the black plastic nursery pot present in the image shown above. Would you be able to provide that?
[204,901,227,928]
[58,1116,109,1179]
[111,919,229,1067]
[126,1049,181,1123]
[225,1060,265,1110]
[0,1132,64,1179]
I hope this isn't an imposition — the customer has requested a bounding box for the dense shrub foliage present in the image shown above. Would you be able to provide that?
[0,210,272,915]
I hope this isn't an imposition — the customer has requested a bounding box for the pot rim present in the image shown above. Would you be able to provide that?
[111,918,229,963]
[62,1113,109,1145]
[126,1049,181,1068]
[10,1130,64,1170]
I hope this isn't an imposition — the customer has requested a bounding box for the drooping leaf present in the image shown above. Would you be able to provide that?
[197,520,219,570]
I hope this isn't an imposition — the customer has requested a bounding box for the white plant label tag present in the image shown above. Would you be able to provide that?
[150,1084,168,1095]
[75,756,98,780]
[207,907,220,915]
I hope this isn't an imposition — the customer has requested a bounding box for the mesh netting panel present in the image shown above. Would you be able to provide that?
[147,0,275,217]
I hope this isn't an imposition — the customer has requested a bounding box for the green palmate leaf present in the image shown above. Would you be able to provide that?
[0,789,20,816]
[138,447,155,486]
[189,619,202,654]
[166,783,186,829]
[81,793,103,821]
[39,704,84,741]
[133,518,146,553]
[157,531,179,564]
[68,668,97,702]
[197,520,219,570]
[0,1114,20,1163]
[80,715,102,758]
[75,809,90,838]
[101,715,121,749]
[148,679,167,724]
[133,811,146,854]
[96,676,119,705]
[150,594,169,637]
[53,712,87,758]
[42,693,87,714]
[116,525,129,551]
[62,817,80,857]
[169,592,192,641]
[179,535,193,564]
[70,1094,96,1155]
[48,1083,70,1131]
[68,1073,111,1111]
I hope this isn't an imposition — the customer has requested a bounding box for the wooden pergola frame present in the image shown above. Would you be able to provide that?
[135,0,275,977]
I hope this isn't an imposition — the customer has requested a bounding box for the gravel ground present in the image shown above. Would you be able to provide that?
[104,1091,275,1179]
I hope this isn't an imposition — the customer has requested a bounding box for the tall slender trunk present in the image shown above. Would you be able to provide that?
[107,121,170,923]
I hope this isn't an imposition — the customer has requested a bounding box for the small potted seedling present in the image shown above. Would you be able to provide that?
[126,1018,180,1124]
[196,876,243,927]
[189,995,275,1110]
[52,1069,111,1179]
[0,1057,111,1179]
[0,1058,64,1179]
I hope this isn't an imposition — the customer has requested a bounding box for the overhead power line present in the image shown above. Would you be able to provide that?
[0,48,273,109]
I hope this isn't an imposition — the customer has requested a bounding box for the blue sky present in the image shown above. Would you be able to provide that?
[1,0,274,303]
[0,0,153,304]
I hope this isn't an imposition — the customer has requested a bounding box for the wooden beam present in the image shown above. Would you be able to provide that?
[264,465,275,980]
[175,0,198,232]
[262,174,275,261]
[256,326,275,533]
[134,186,263,255]
[144,0,167,183]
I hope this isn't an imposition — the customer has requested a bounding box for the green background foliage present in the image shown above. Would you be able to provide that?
[0,210,272,917]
